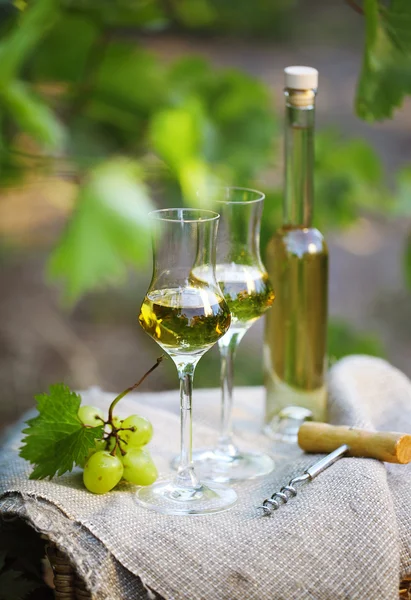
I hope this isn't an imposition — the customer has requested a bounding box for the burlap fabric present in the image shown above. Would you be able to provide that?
[0,355,410,599]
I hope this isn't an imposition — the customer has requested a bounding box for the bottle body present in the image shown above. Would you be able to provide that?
[264,225,328,424]
[264,68,328,434]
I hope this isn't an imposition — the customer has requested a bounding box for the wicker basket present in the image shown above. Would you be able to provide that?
[46,544,92,600]
[45,541,411,600]
[400,578,411,600]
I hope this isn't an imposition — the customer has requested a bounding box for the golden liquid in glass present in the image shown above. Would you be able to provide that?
[264,226,328,422]
[139,287,231,355]
[192,264,275,329]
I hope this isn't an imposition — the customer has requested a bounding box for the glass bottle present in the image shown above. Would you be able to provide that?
[264,66,328,441]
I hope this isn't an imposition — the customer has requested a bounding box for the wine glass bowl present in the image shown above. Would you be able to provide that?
[139,286,231,357]
[213,263,274,330]
[137,208,237,515]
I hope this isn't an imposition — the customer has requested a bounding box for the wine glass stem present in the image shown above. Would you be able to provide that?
[174,360,201,489]
[217,330,244,456]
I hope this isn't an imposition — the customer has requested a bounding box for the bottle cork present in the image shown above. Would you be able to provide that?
[284,66,318,108]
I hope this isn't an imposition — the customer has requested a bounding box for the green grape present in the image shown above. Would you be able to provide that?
[78,439,106,468]
[121,448,158,486]
[83,451,123,494]
[119,415,153,447]
[78,405,105,427]
[112,415,123,429]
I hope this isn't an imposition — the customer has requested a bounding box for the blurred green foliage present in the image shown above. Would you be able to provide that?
[356,0,411,120]
[48,158,153,303]
[328,320,386,362]
[0,0,410,362]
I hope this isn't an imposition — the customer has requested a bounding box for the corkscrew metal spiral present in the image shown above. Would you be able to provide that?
[258,444,349,515]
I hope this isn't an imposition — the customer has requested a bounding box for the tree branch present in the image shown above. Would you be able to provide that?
[345,0,364,15]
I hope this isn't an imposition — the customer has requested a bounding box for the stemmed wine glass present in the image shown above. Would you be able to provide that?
[137,208,237,515]
[189,188,275,482]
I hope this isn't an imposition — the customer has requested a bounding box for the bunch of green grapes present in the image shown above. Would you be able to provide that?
[77,405,158,494]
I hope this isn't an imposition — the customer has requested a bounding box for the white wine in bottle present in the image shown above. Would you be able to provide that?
[264,66,328,440]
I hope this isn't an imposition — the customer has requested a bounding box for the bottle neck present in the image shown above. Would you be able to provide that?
[283,89,316,228]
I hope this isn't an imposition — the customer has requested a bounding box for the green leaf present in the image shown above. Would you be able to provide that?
[30,12,99,83]
[82,100,145,147]
[65,116,121,164]
[314,130,390,230]
[161,64,276,183]
[0,80,66,150]
[0,0,58,84]
[0,569,37,600]
[167,57,215,102]
[383,0,411,54]
[19,384,104,479]
[94,42,165,115]
[179,157,227,206]
[150,101,203,171]
[356,0,411,121]
[205,69,276,179]
[48,158,154,304]
[149,99,230,204]
[317,136,382,185]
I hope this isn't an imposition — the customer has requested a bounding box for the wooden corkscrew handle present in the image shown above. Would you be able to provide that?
[298,422,411,464]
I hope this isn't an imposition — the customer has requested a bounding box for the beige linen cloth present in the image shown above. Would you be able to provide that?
[0,355,411,600]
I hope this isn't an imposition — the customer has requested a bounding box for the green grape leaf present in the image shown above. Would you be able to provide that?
[149,99,226,203]
[152,64,275,197]
[0,0,58,84]
[168,56,214,99]
[314,130,390,230]
[19,384,104,479]
[150,101,203,171]
[30,12,99,83]
[0,570,37,600]
[209,70,276,179]
[48,158,153,304]
[356,0,411,121]
[384,0,411,54]
[94,42,166,114]
[0,80,66,150]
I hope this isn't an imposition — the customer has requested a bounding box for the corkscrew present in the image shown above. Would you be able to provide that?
[259,422,411,515]
[259,445,348,515]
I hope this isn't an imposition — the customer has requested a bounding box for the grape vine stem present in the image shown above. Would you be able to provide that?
[107,356,164,425]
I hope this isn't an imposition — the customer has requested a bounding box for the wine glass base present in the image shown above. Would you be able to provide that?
[263,424,298,444]
[136,479,238,515]
[171,449,274,483]
[264,406,314,443]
